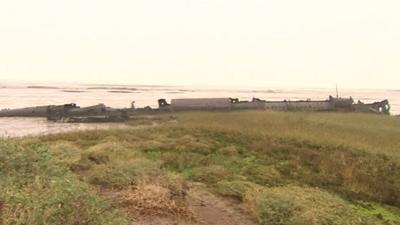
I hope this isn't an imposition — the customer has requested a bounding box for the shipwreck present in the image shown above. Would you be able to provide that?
[157,96,390,114]
[0,103,130,122]
[0,96,391,123]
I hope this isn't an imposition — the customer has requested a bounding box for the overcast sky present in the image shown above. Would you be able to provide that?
[0,0,399,88]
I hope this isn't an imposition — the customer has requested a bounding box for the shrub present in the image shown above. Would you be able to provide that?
[141,140,170,151]
[0,142,65,187]
[218,145,240,156]
[85,151,110,164]
[47,141,82,163]
[1,176,128,225]
[174,135,214,155]
[87,158,161,188]
[190,165,232,184]
[353,201,400,225]
[69,151,110,172]
[0,141,128,225]
[161,152,207,171]
[272,145,400,206]
[244,185,363,225]
[245,165,283,186]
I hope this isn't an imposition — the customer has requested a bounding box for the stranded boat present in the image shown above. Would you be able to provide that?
[0,103,130,122]
[0,96,391,122]
[158,96,390,114]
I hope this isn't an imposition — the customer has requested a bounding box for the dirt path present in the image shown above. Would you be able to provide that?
[187,183,257,225]
[133,183,257,225]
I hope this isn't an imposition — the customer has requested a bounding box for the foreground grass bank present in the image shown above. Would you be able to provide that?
[1,111,400,225]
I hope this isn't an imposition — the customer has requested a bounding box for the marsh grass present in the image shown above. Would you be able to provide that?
[0,141,128,225]
[2,110,400,224]
[243,185,364,225]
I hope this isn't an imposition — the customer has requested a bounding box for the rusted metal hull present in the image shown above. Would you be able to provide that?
[160,96,391,115]
[0,104,131,123]
[0,95,392,123]
[0,104,78,117]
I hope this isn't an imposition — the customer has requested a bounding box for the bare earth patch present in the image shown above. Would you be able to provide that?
[130,183,257,225]
[187,183,257,225]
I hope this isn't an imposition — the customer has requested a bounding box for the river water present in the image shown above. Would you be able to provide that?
[1,82,399,137]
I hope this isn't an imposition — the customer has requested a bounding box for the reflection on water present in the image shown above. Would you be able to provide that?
[0,117,128,138]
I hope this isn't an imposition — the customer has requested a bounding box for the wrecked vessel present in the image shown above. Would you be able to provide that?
[0,103,131,122]
[0,95,392,123]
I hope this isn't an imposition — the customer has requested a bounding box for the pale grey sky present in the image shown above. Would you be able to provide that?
[0,0,399,88]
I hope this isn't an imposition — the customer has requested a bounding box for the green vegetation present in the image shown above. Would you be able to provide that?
[0,141,128,225]
[244,185,362,225]
[1,110,400,224]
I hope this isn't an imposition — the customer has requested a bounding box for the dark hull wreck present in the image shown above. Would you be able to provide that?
[0,96,391,123]
[159,96,391,114]
[0,103,131,122]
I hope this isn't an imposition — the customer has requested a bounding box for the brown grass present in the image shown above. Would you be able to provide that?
[121,184,193,218]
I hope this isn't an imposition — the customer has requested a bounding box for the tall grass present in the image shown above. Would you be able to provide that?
[176,111,400,160]
[0,141,128,225]
[2,110,400,224]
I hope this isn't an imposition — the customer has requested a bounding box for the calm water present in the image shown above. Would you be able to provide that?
[1,82,399,137]
[0,117,128,138]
